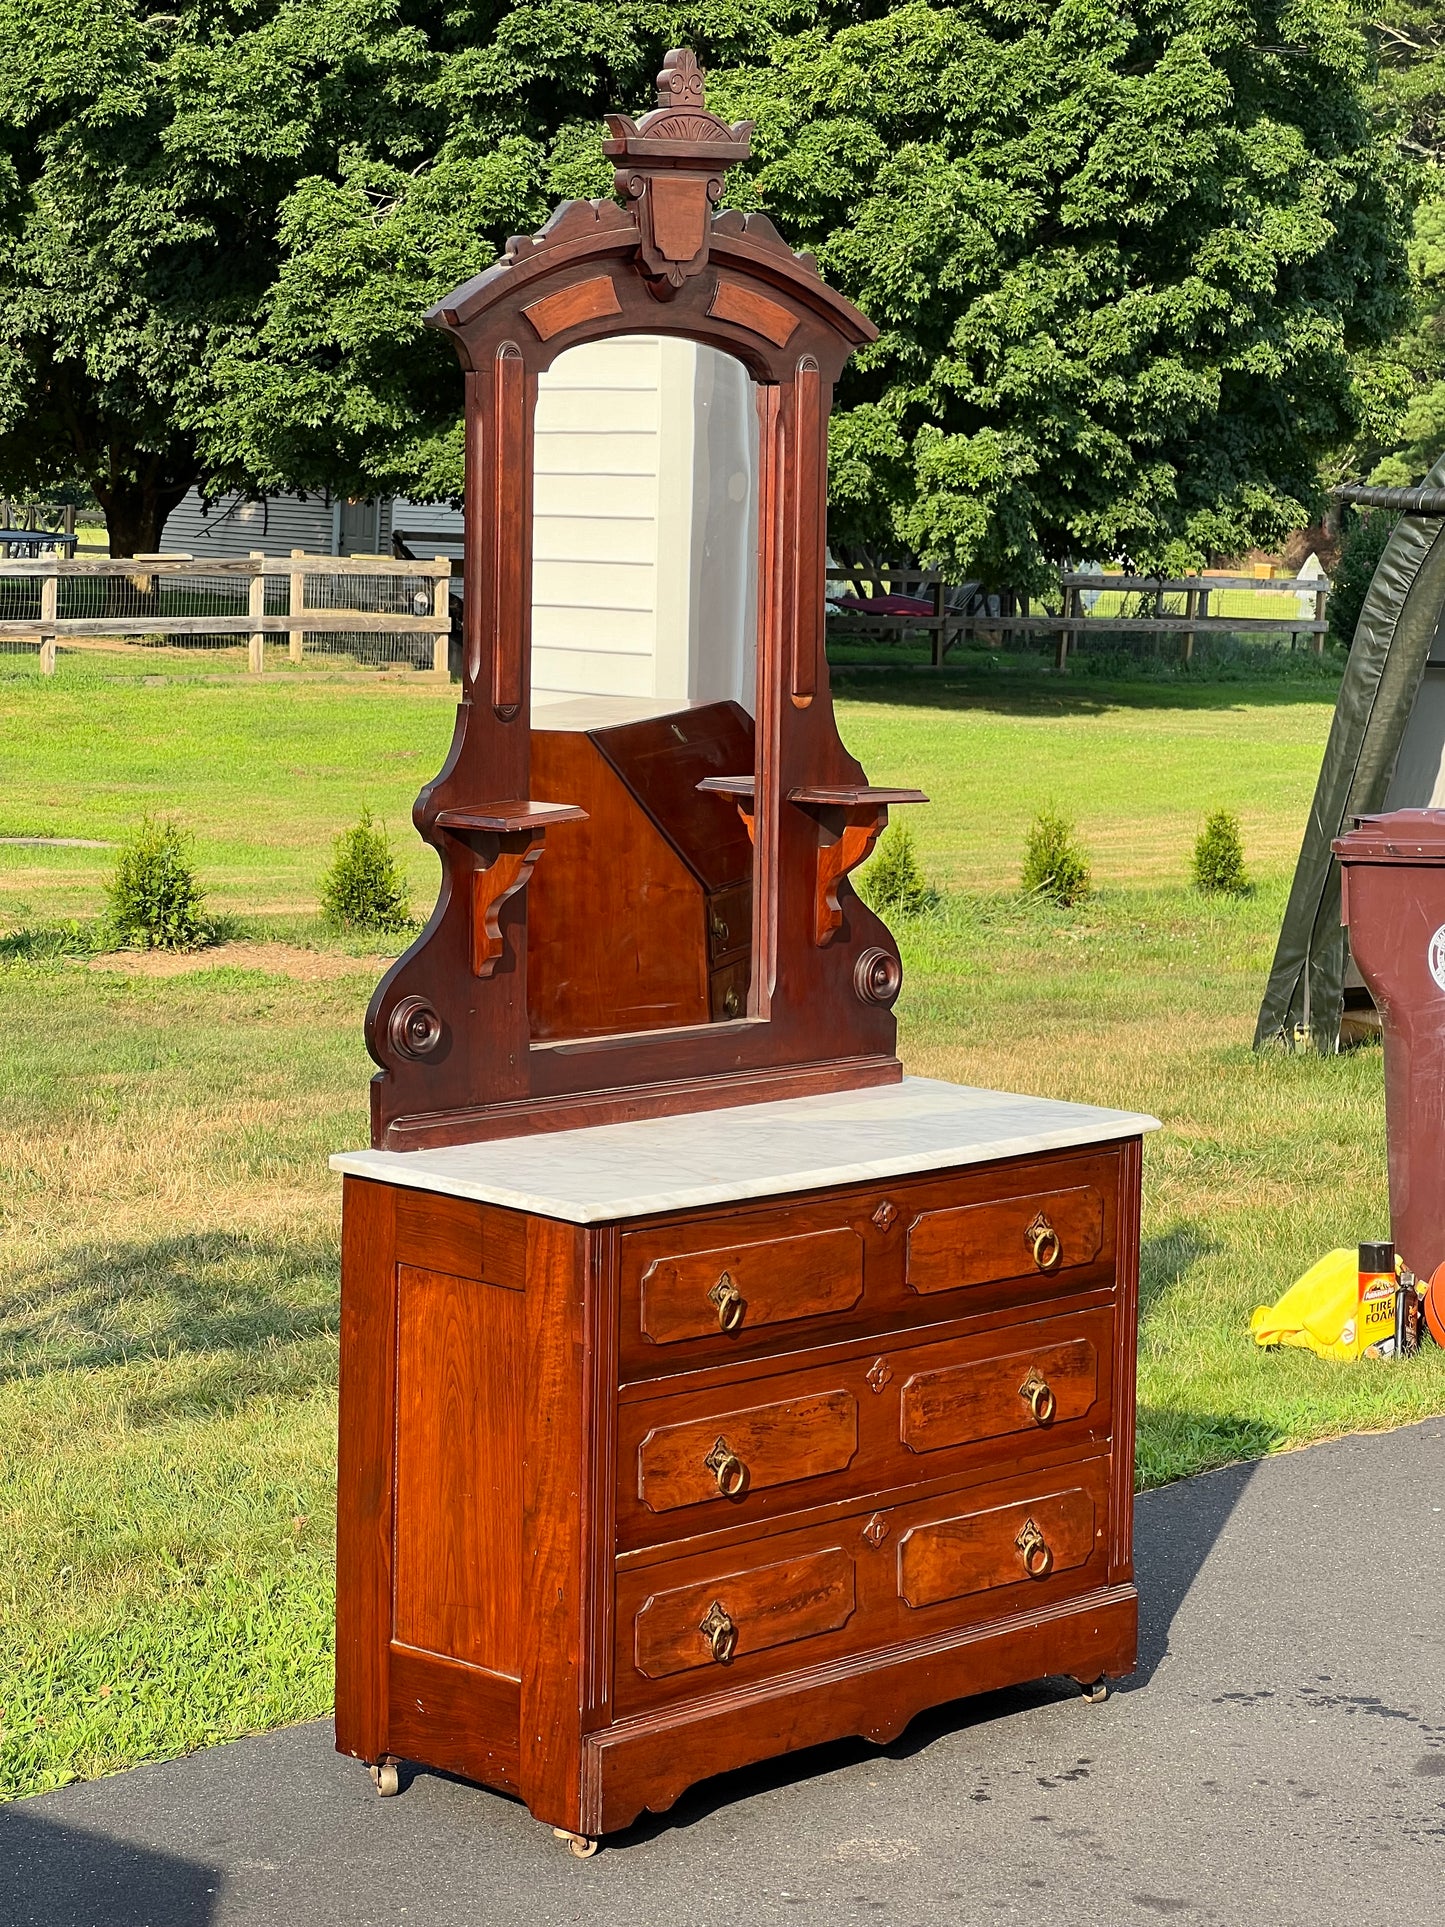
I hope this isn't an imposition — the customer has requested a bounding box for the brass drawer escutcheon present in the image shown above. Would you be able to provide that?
[1015,1515,1054,1579]
[1018,1366,1057,1425]
[698,1598,738,1663]
[707,1269,747,1332]
[1025,1211,1063,1272]
[704,1435,748,1497]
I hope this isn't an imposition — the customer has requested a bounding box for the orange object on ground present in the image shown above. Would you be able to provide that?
[1427,1263,1445,1348]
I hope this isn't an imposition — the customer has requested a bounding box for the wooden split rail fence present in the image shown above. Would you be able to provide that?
[0,549,454,674]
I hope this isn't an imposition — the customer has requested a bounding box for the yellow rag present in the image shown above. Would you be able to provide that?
[1250,1248,1365,1361]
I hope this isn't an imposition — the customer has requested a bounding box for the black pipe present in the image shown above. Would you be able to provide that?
[1332,484,1445,518]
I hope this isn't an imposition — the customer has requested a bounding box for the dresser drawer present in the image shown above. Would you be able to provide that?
[905,1181,1107,1297]
[616,1305,1113,1551]
[628,1220,865,1352]
[614,1456,1113,1715]
[618,1151,1122,1381]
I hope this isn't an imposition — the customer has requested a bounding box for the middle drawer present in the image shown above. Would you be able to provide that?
[616,1304,1113,1553]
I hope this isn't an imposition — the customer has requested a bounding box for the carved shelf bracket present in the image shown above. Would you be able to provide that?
[435,801,588,979]
[788,787,928,947]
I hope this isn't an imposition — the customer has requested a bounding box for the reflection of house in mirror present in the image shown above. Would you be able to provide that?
[162,336,758,713]
[531,335,758,717]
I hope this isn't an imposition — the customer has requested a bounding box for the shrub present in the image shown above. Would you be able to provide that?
[858,822,935,918]
[1193,808,1249,895]
[1021,805,1091,906]
[106,817,209,951]
[1328,509,1396,651]
[320,807,412,933]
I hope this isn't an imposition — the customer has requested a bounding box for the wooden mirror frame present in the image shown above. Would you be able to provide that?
[365,50,925,1150]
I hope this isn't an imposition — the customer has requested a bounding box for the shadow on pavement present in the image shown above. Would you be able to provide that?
[0,1807,220,1927]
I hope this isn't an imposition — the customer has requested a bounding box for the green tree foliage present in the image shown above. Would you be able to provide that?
[858,822,935,917]
[320,807,412,934]
[1020,805,1091,906]
[0,3,1408,574]
[1192,808,1249,895]
[1344,6,1445,484]
[1328,506,1398,645]
[106,817,209,951]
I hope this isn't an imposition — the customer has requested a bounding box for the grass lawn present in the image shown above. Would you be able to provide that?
[3,643,1443,1802]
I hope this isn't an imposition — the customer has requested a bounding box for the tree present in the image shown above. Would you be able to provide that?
[0,0,438,553]
[1345,4,1445,486]
[708,2,1410,587]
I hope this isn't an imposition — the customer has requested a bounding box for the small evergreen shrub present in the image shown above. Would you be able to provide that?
[1021,805,1091,906]
[106,817,209,951]
[320,807,412,933]
[1192,808,1249,895]
[858,823,936,918]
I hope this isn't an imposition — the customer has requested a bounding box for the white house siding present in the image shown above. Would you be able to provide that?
[530,334,757,714]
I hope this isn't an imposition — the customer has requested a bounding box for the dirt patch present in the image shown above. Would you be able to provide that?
[88,941,394,981]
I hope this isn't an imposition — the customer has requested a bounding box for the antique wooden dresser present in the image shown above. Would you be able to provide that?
[331,50,1157,1854]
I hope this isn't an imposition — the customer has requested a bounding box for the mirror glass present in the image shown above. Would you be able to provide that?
[525,334,761,1043]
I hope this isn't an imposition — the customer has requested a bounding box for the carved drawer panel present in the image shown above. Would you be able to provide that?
[901,1332,1099,1456]
[632,1225,865,1349]
[635,1389,858,1514]
[905,1182,1107,1297]
[631,1547,856,1681]
[616,1306,1112,1552]
[897,1482,1098,1609]
[614,1455,1113,1715]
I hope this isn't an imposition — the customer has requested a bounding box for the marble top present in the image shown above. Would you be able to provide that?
[329,1077,1159,1225]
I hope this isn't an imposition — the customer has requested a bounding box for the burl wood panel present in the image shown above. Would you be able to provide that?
[522,275,622,342]
[897,1482,1098,1610]
[707,280,799,348]
[393,1266,524,1674]
[636,1388,858,1513]
[906,1182,1106,1295]
[637,1224,864,1347]
[632,1546,855,1679]
[527,728,711,1039]
[900,1332,1100,1455]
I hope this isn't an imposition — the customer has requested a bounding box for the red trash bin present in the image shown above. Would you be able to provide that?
[1333,808,1445,1281]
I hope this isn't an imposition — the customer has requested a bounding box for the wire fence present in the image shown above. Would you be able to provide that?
[0,550,455,672]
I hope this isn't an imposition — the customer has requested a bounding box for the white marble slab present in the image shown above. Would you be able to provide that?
[329,1077,1159,1225]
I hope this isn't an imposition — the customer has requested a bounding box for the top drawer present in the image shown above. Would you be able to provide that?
[618,1151,1121,1379]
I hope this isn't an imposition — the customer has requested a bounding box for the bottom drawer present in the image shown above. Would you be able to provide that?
[614,1455,1112,1715]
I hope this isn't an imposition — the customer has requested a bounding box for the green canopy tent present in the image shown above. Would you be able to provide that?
[1255,458,1445,1052]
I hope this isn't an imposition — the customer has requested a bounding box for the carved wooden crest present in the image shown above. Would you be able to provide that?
[602,48,752,291]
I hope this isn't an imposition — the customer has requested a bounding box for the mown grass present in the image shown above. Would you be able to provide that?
[4,648,1444,1802]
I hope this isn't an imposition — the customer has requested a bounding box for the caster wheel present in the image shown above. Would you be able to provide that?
[370,1758,401,1796]
[552,1827,599,1859]
[1080,1677,1109,1704]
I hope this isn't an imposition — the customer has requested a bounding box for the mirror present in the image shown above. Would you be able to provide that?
[525,334,761,1042]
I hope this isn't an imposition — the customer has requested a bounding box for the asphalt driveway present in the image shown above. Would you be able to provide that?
[2,1419,1442,1927]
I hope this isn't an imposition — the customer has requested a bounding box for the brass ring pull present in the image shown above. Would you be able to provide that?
[707,1270,747,1332]
[1026,1211,1063,1272]
[704,1435,748,1497]
[1015,1517,1053,1579]
[698,1599,738,1664]
[1019,1368,1057,1426]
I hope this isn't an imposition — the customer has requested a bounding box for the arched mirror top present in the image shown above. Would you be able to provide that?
[423,50,875,384]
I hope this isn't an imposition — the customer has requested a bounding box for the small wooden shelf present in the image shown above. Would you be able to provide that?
[437,801,588,832]
[790,785,928,808]
[696,775,755,798]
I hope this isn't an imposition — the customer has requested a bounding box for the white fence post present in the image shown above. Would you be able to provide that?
[288,549,305,663]
[433,563,450,676]
[248,552,266,673]
[39,572,57,673]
